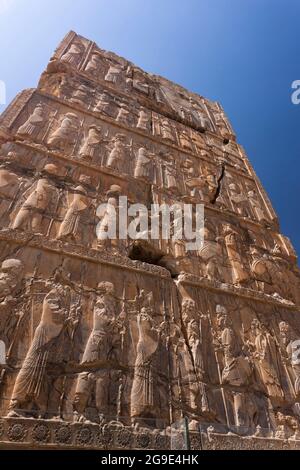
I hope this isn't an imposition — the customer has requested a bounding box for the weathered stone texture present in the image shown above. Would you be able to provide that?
[0,31,299,450]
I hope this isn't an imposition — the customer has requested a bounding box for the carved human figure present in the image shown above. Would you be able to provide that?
[250,247,294,300]
[228,183,251,218]
[17,104,45,138]
[279,321,300,398]
[188,97,213,131]
[247,189,267,222]
[106,134,129,172]
[197,223,223,281]
[185,166,218,202]
[249,246,272,291]
[73,281,121,422]
[47,113,79,151]
[216,305,254,428]
[0,259,24,340]
[85,53,104,74]
[171,209,186,258]
[70,84,90,107]
[8,284,71,418]
[12,164,59,234]
[137,109,151,131]
[181,298,208,413]
[249,319,284,402]
[79,126,103,161]
[0,155,23,204]
[191,132,205,153]
[165,321,189,413]
[223,224,249,285]
[132,71,150,95]
[178,130,193,152]
[130,306,159,428]
[61,43,83,67]
[94,92,112,115]
[105,63,122,83]
[160,119,175,142]
[134,147,153,182]
[97,185,121,250]
[116,103,130,125]
[214,111,234,140]
[162,155,177,191]
[57,176,93,245]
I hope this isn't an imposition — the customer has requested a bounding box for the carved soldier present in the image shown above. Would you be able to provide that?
[216,305,255,429]
[12,163,60,234]
[97,184,122,250]
[181,298,208,414]
[249,319,284,403]
[134,147,153,182]
[79,126,103,161]
[61,42,83,67]
[0,154,25,213]
[8,283,72,418]
[85,53,104,74]
[178,130,193,152]
[161,154,177,191]
[73,281,121,423]
[47,113,79,151]
[160,119,175,143]
[185,166,218,202]
[17,103,45,139]
[223,224,249,285]
[116,103,130,125]
[130,306,159,428]
[228,183,251,218]
[249,246,273,291]
[214,111,234,140]
[106,134,130,172]
[188,97,213,131]
[279,321,300,398]
[0,259,24,342]
[197,223,223,281]
[247,189,267,223]
[105,63,123,83]
[137,109,151,131]
[57,175,94,246]
[70,84,90,107]
[94,92,112,115]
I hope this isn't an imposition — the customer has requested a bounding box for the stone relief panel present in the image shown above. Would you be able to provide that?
[0,250,188,430]
[48,32,238,142]
[0,246,298,435]
[177,281,300,432]
[0,30,299,449]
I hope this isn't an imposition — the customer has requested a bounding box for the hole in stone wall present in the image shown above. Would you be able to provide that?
[128,240,179,278]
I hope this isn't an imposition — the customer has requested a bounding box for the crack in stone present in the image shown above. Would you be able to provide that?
[210,165,225,205]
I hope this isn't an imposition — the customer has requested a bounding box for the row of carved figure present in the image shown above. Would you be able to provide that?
[13,105,267,220]
[0,160,297,301]
[15,100,240,171]
[51,74,237,157]
[57,38,234,140]
[0,259,299,432]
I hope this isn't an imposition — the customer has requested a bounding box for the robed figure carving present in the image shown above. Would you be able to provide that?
[8,284,71,418]
[130,307,159,428]
[73,282,122,423]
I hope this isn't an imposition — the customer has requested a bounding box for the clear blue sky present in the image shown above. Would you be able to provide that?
[0,0,299,256]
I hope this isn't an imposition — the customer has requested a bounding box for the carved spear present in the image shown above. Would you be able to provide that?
[163,294,173,427]
[207,308,230,427]
[116,284,127,422]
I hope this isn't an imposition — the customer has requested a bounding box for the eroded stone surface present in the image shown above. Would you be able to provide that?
[0,31,299,450]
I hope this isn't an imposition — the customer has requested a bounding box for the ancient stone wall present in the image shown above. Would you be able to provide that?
[0,31,299,449]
